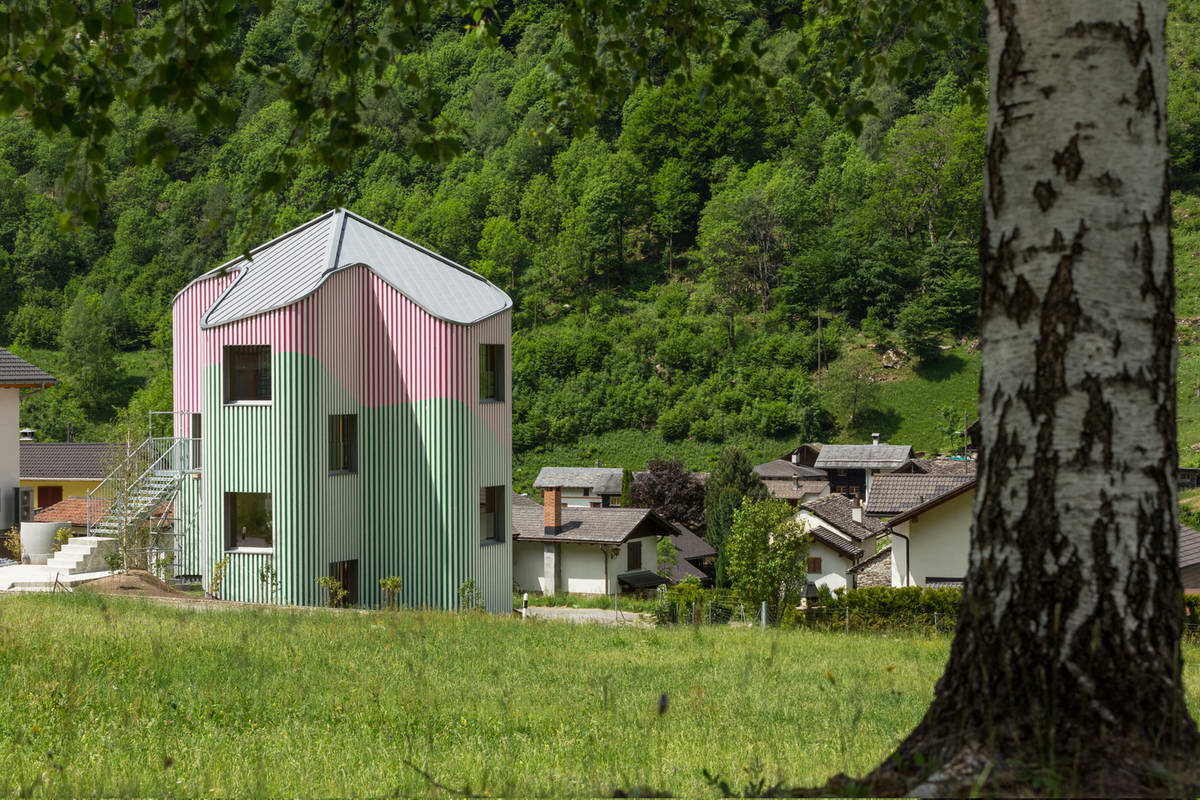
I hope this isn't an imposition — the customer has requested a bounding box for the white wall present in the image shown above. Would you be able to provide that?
[0,389,20,527]
[513,541,546,593]
[562,542,608,594]
[558,487,602,508]
[806,540,850,592]
[890,487,973,587]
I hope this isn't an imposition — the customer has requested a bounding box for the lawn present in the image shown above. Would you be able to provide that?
[0,593,950,797]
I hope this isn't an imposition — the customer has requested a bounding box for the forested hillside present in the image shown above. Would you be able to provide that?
[2,1,1200,479]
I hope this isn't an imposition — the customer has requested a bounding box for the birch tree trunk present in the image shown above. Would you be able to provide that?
[855,1,1200,794]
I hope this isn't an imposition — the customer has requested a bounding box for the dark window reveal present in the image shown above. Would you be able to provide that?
[479,486,503,543]
[479,344,504,402]
[628,541,642,570]
[329,414,358,473]
[807,557,823,574]
[225,346,271,403]
[225,492,273,549]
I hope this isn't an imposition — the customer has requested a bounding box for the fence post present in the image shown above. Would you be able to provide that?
[521,592,528,619]
[933,611,938,631]
[844,607,850,634]
[760,601,767,629]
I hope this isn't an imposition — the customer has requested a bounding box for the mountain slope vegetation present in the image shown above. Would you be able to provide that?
[0,1,1198,474]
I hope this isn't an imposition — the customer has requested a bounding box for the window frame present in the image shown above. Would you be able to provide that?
[224,491,274,552]
[328,414,359,475]
[479,343,505,403]
[479,485,504,545]
[807,556,823,574]
[223,345,273,405]
[627,540,643,571]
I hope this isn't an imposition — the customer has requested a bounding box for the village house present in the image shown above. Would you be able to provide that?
[1181,524,1200,593]
[886,478,976,588]
[20,441,119,514]
[511,489,677,594]
[533,466,624,507]
[664,523,717,584]
[152,208,513,610]
[864,472,976,521]
[812,435,913,499]
[794,494,882,592]
[753,457,829,505]
[0,349,56,527]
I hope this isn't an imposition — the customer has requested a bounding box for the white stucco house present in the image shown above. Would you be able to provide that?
[794,494,883,592]
[533,467,624,508]
[512,490,677,595]
[887,478,976,587]
[0,350,57,526]
[754,458,830,506]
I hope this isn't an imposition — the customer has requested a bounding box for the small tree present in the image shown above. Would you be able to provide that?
[379,576,403,610]
[822,353,881,430]
[316,575,348,608]
[725,498,808,611]
[703,446,768,586]
[656,537,679,579]
[632,458,705,528]
[619,467,635,508]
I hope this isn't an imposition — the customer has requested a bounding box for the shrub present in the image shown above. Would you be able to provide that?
[379,576,403,610]
[316,575,349,608]
[657,405,691,441]
[823,586,963,617]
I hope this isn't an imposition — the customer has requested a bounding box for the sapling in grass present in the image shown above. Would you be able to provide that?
[457,578,483,612]
[379,576,402,610]
[208,556,230,600]
[316,575,348,608]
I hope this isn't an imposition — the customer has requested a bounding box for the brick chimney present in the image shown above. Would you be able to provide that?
[543,487,562,535]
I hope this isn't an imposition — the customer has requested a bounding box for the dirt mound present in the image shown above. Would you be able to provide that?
[81,570,190,598]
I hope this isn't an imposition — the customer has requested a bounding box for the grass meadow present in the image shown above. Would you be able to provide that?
[5,593,1200,798]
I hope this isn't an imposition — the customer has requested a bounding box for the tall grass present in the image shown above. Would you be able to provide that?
[3,593,1200,797]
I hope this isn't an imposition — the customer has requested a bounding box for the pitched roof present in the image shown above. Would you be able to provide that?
[33,496,97,526]
[765,480,829,500]
[754,459,826,480]
[0,349,56,387]
[671,523,716,561]
[512,492,541,508]
[814,443,913,470]
[20,442,119,480]
[808,525,864,560]
[533,467,623,495]
[666,558,711,584]
[800,494,882,541]
[1180,525,1200,570]
[886,478,977,527]
[618,569,671,589]
[511,505,677,545]
[848,545,893,574]
[865,474,976,517]
[893,458,977,476]
[187,209,511,329]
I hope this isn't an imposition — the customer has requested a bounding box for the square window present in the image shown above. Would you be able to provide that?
[479,485,503,544]
[627,541,642,570]
[479,344,504,402]
[807,557,823,574]
[329,414,358,473]
[225,345,271,403]
[225,492,272,549]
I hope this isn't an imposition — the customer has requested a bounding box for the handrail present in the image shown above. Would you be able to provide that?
[86,436,198,534]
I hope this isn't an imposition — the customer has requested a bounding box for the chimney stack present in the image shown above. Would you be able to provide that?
[851,496,863,524]
[543,487,562,535]
[791,452,800,465]
[871,432,880,446]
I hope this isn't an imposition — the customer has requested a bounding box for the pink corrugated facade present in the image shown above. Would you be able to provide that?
[172,264,512,610]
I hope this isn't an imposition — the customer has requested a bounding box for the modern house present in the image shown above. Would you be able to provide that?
[20,442,118,512]
[887,478,976,588]
[794,494,882,592]
[0,349,56,526]
[533,467,624,507]
[812,436,913,500]
[753,458,829,505]
[162,208,512,610]
[511,488,677,594]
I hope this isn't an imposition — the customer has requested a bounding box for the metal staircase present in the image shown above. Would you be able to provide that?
[86,435,197,578]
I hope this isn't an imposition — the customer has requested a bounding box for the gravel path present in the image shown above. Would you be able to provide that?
[523,605,652,626]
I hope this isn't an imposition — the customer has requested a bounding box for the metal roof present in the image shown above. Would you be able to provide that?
[192,209,511,328]
[20,442,119,480]
[813,443,913,470]
[0,349,56,387]
[533,467,624,495]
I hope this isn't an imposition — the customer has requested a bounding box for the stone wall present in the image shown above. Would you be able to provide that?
[851,546,893,588]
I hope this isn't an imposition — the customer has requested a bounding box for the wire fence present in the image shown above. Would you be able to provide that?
[651,597,961,635]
